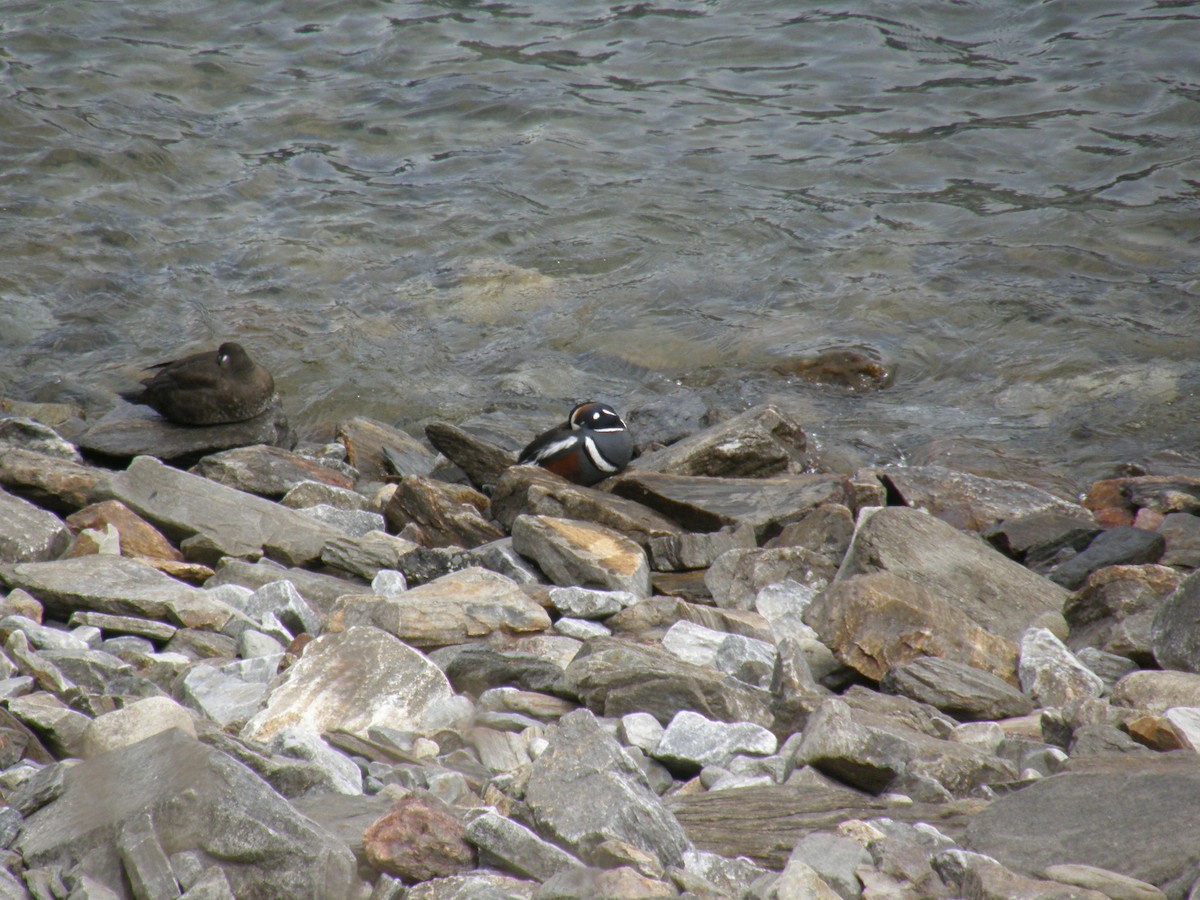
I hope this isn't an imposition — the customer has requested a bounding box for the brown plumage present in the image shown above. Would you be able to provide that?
[120,342,275,425]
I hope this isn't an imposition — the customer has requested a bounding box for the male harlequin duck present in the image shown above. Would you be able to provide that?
[518,401,634,486]
[120,342,275,425]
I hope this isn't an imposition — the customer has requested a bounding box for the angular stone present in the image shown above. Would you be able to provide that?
[465,810,583,883]
[1157,512,1200,567]
[320,530,422,581]
[434,640,578,697]
[337,417,437,482]
[294,504,384,537]
[535,866,677,898]
[1050,527,1166,590]
[1018,628,1104,709]
[0,448,111,514]
[82,696,196,758]
[522,481,683,552]
[245,580,321,636]
[0,556,235,630]
[648,525,756,573]
[177,663,270,728]
[1111,670,1200,713]
[563,637,773,728]
[661,621,776,688]
[984,510,1101,571]
[79,398,292,464]
[835,507,1069,641]
[242,625,460,743]
[383,475,503,549]
[608,595,772,644]
[330,567,551,650]
[966,755,1200,891]
[362,793,474,881]
[205,557,371,618]
[1151,570,1200,674]
[881,465,1089,534]
[653,710,777,774]
[934,850,1109,900]
[101,456,347,567]
[425,421,518,491]
[805,572,1020,684]
[117,810,182,899]
[611,471,852,539]
[0,416,81,458]
[1041,864,1166,900]
[512,515,651,598]
[526,709,693,867]
[707,547,838,611]
[880,657,1033,722]
[65,500,183,563]
[190,444,355,499]
[785,832,872,900]
[548,586,637,620]
[631,405,806,478]
[16,728,357,896]
[280,479,370,512]
[269,727,362,795]
[1065,565,1181,663]
[0,487,71,564]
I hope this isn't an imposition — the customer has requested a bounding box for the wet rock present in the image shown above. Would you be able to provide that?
[652,710,777,775]
[707,546,840,611]
[79,398,292,464]
[16,728,357,897]
[0,416,82,460]
[101,456,348,567]
[330,567,551,650]
[320,530,422,581]
[1049,526,1166,590]
[563,637,773,727]
[512,515,651,598]
[966,755,1200,892]
[611,471,852,539]
[242,625,462,743]
[383,475,504,549]
[805,572,1020,684]
[983,510,1101,571]
[0,487,70,563]
[337,416,437,482]
[0,447,110,515]
[425,421,517,490]
[835,507,1069,642]
[881,465,1088,534]
[1064,565,1180,663]
[190,444,355,498]
[1157,511,1200,567]
[631,405,806,478]
[65,500,183,563]
[525,709,693,867]
[465,810,584,882]
[1018,628,1104,709]
[81,695,196,758]
[1150,570,1200,673]
[880,657,1033,722]
[0,556,234,630]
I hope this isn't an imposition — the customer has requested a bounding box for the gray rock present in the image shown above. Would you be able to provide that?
[331,567,551,651]
[16,728,357,897]
[465,537,547,586]
[370,569,407,596]
[985,510,1102,569]
[653,710,777,774]
[238,629,285,659]
[403,872,536,899]
[205,557,372,618]
[1041,864,1165,900]
[1075,647,1139,692]
[662,620,776,688]
[612,471,852,539]
[1018,628,1104,709]
[268,727,362,796]
[0,487,71,563]
[243,625,462,743]
[1158,512,1200,567]
[320,530,422,582]
[190,444,356,499]
[68,611,179,643]
[0,416,81,461]
[83,696,196,758]
[297,504,385,538]
[834,507,1069,641]
[337,416,437,482]
[1110,670,1200,713]
[0,615,90,652]
[525,709,693,867]
[280,478,371,512]
[245,580,321,636]
[547,587,638,620]
[512,515,651,598]
[176,663,270,728]
[434,639,580,697]
[786,832,872,900]
[707,546,839,611]
[0,447,111,514]
[563,636,774,728]
[1050,527,1166,590]
[966,755,1200,893]
[1151,570,1200,674]
[79,398,292,463]
[762,857,841,900]
[619,712,665,754]
[554,618,610,640]
[465,810,584,882]
[880,657,1033,722]
[424,420,516,490]
[1065,564,1181,663]
[100,456,346,567]
[631,405,807,478]
[648,525,756,573]
[933,850,1110,900]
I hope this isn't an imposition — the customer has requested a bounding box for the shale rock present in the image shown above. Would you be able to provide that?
[1065,564,1181,663]
[425,421,518,490]
[190,443,355,498]
[1150,570,1200,673]
[0,487,70,563]
[65,500,183,563]
[631,405,806,478]
[512,515,651,598]
[383,475,503,549]
[0,447,110,514]
[1049,526,1166,590]
[337,416,438,482]
[880,657,1033,722]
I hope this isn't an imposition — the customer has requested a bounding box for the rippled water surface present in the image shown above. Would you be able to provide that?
[2,0,1198,485]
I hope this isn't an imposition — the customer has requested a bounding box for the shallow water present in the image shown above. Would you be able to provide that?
[2,0,1198,487]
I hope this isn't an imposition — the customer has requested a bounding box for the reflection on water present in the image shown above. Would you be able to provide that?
[1,0,1198,486]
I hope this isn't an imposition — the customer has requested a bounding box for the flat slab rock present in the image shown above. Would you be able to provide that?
[835,507,1069,642]
[630,404,807,478]
[78,397,292,463]
[611,470,853,538]
[0,555,234,630]
[966,754,1200,892]
[190,443,355,498]
[101,455,348,567]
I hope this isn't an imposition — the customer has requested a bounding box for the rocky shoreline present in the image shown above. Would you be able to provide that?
[1,400,1199,898]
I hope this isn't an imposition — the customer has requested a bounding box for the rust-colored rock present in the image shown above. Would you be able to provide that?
[363,794,475,883]
[1124,715,1188,752]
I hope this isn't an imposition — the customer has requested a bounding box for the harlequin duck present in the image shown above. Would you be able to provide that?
[120,342,275,425]
[518,401,634,486]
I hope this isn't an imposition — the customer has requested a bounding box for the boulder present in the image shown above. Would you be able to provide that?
[1065,565,1181,663]
[425,421,518,490]
[65,500,183,562]
[190,444,355,498]
[707,547,840,611]
[630,405,807,478]
[320,530,422,582]
[383,475,503,549]
[1151,571,1200,673]
[880,656,1033,722]
[1049,527,1166,590]
[0,487,71,563]
[0,447,110,514]
[362,793,474,882]
[1158,512,1200,567]
[1018,628,1104,709]
[336,416,437,482]
[511,515,651,598]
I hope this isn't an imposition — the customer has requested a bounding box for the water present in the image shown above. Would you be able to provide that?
[2,0,1198,489]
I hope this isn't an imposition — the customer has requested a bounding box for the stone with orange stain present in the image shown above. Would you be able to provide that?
[511,514,651,598]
